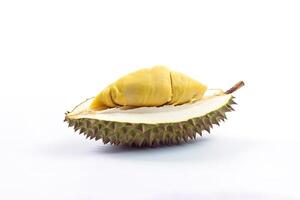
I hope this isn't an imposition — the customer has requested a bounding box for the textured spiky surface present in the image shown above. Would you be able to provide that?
[64,97,237,147]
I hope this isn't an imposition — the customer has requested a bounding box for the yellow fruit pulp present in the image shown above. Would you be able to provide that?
[90,66,207,110]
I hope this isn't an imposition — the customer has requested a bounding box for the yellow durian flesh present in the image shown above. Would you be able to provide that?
[110,66,172,107]
[90,66,207,110]
[170,71,207,105]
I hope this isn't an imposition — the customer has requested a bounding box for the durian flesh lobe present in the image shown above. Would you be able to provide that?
[89,66,208,110]
[65,66,244,147]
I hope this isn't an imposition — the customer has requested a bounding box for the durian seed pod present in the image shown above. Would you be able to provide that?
[64,81,244,147]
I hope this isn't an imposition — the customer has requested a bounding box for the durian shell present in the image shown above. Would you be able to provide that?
[64,96,237,147]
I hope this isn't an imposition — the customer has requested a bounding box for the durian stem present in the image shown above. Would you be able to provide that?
[225,81,245,94]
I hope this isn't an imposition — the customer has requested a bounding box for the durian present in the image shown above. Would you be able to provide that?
[65,66,244,147]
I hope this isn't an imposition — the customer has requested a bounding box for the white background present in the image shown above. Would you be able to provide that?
[1,0,300,199]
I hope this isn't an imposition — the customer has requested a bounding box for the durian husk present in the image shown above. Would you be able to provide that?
[64,81,244,147]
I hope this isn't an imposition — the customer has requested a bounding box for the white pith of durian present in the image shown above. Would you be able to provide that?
[67,90,231,124]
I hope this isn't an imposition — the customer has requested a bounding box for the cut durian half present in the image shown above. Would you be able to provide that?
[64,81,244,147]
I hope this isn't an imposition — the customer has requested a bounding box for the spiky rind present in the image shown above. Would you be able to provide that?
[64,97,236,147]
